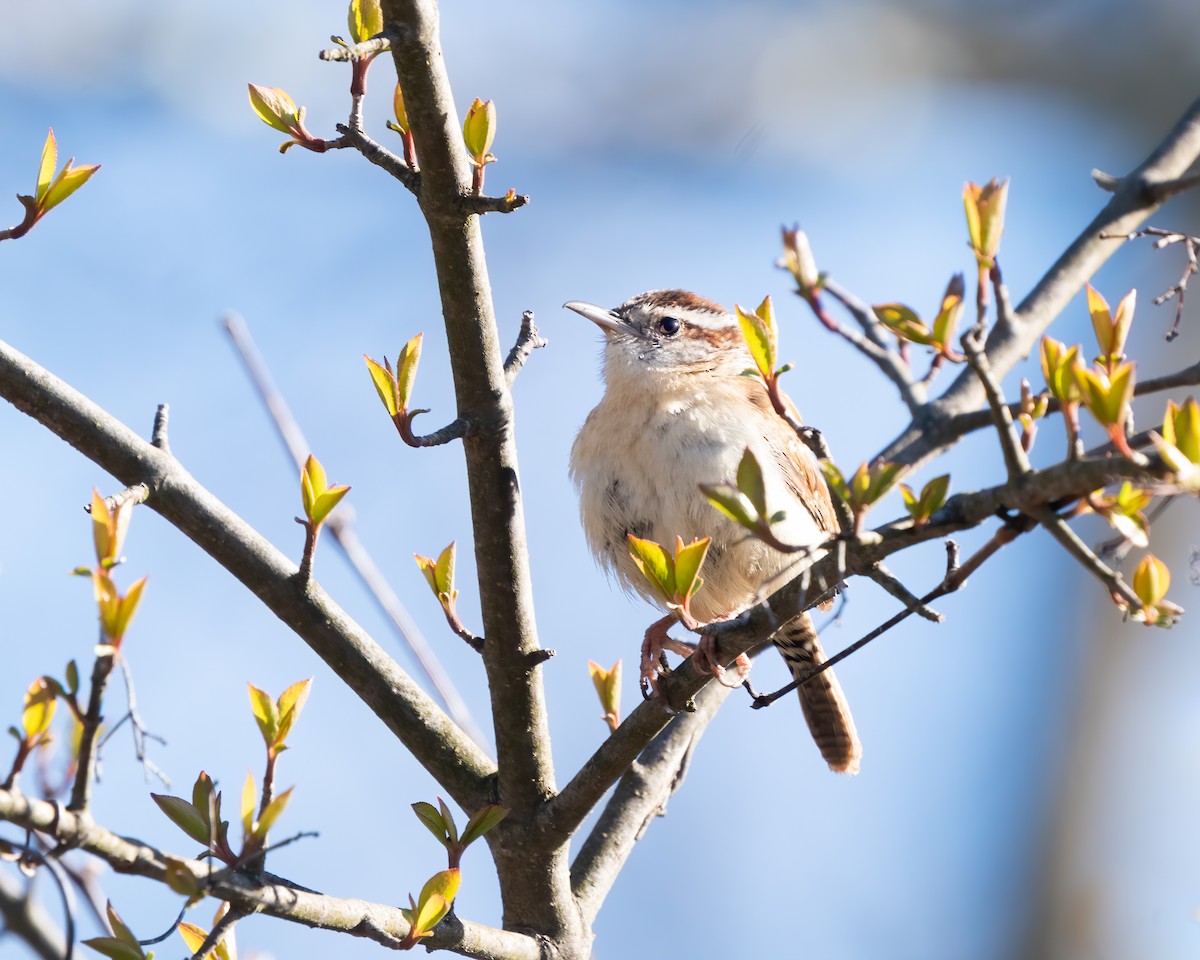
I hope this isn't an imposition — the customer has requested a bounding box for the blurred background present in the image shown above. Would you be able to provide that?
[1,0,1199,957]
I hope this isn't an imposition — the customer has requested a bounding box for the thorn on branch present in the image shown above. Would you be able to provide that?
[504,310,547,386]
[151,404,171,452]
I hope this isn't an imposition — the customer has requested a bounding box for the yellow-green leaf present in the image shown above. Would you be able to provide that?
[392,82,411,134]
[460,803,509,847]
[412,801,449,844]
[21,677,56,740]
[673,536,710,600]
[964,178,1009,266]
[1040,338,1082,404]
[462,98,496,162]
[364,354,399,417]
[626,535,675,602]
[700,483,760,532]
[735,299,776,379]
[411,892,449,936]
[396,333,423,410]
[310,484,350,526]
[247,84,299,135]
[240,771,257,836]
[434,541,456,599]
[1133,553,1170,607]
[178,922,208,955]
[40,161,100,214]
[874,304,933,345]
[414,554,439,597]
[255,785,294,838]
[1163,397,1200,464]
[152,793,210,846]
[419,868,462,908]
[931,275,965,348]
[736,447,768,514]
[247,683,279,745]
[37,129,57,202]
[275,677,312,745]
[81,937,143,960]
[437,797,459,844]
[347,0,383,43]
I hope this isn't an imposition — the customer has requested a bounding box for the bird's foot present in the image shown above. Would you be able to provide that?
[640,614,697,699]
[693,633,751,688]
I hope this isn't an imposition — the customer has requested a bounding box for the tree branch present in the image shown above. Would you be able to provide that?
[381,0,578,945]
[0,337,495,813]
[546,449,1174,836]
[884,97,1200,468]
[569,680,733,923]
[0,789,539,960]
[812,279,926,415]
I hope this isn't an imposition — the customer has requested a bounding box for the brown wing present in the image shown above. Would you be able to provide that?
[765,392,838,536]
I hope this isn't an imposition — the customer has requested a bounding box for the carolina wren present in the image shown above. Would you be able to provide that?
[566,289,861,774]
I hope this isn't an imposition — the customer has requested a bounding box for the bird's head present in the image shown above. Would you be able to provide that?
[564,289,750,385]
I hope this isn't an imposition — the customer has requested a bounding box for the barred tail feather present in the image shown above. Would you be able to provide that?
[772,613,862,774]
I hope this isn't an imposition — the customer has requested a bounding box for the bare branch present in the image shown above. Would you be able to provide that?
[1030,505,1142,610]
[810,279,926,414]
[866,562,942,622]
[333,123,420,195]
[961,325,1032,478]
[0,337,495,812]
[570,680,733,922]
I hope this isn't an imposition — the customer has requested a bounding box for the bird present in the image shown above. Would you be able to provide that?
[566,288,861,774]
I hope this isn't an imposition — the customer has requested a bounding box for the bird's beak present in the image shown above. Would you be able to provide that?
[563,300,637,339]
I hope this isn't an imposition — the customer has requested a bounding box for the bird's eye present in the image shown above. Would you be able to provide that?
[659,316,682,336]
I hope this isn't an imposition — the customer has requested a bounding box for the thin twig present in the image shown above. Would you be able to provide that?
[750,520,1032,707]
[332,124,420,195]
[221,313,488,749]
[0,838,76,960]
[808,279,925,414]
[67,651,116,813]
[1029,504,1142,610]
[961,325,1032,478]
[188,904,252,960]
[1101,226,1200,341]
[866,562,942,622]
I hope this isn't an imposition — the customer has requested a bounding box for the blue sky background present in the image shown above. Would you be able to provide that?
[2,2,1199,958]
